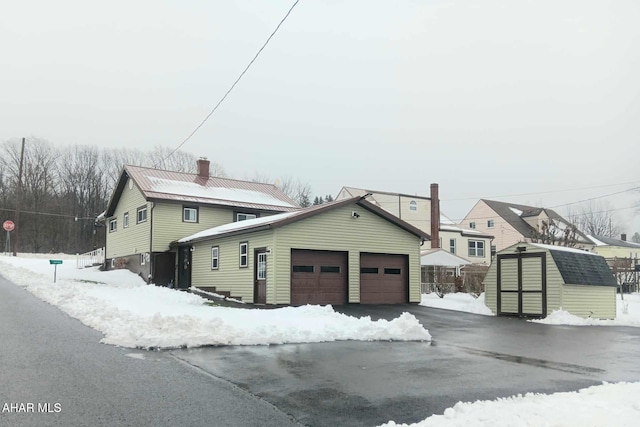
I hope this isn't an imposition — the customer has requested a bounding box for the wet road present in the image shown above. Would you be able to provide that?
[4,270,640,427]
[172,304,640,427]
[0,275,299,427]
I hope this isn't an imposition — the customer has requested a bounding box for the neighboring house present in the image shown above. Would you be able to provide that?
[177,197,429,305]
[588,234,640,260]
[484,242,617,319]
[461,199,592,253]
[336,185,494,265]
[103,159,299,285]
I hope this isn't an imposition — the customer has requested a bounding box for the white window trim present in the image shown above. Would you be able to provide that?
[211,246,219,270]
[109,219,117,233]
[123,212,129,228]
[236,213,257,222]
[449,239,456,254]
[469,222,476,229]
[239,242,248,268]
[409,200,417,211]
[137,207,147,224]
[487,220,495,228]
[183,207,198,223]
[468,240,485,257]
[140,253,145,266]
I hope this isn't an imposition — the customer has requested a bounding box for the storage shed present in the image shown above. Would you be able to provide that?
[176,197,429,305]
[484,242,617,319]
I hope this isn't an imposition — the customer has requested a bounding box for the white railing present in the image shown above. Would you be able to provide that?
[76,247,105,269]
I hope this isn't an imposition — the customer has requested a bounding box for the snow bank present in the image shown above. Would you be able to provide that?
[0,254,431,349]
[531,294,640,327]
[380,381,640,427]
[420,292,493,316]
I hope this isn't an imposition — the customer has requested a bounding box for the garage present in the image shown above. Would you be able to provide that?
[360,253,408,304]
[484,242,617,319]
[290,249,348,305]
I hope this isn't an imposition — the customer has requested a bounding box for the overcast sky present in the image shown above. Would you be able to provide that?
[2,0,639,232]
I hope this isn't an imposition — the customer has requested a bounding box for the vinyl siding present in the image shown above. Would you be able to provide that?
[106,179,151,258]
[562,285,616,319]
[521,257,542,291]
[190,230,274,303]
[152,204,242,252]
[543,251,564,312]
[500,258,518,291]
[463,200,523,252]
[483,260,498,313]
[273,203,422,304]
[439,229,492,265]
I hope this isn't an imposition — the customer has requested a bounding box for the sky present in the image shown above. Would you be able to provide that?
[2,253,640,426]
[2,0,639,232]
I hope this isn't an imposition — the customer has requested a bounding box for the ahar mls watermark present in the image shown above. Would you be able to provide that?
[2,402,62,413]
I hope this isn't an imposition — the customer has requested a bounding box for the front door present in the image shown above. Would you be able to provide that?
[177,246,192,289]
[254,248,267,304]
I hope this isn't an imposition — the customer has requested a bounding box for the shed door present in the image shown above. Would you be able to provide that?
[497,252,546,318]
[360,253,408,304]
[290,249,347,305]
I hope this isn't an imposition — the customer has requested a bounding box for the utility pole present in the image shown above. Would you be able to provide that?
[13,137,25,257]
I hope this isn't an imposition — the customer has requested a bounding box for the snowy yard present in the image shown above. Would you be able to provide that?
[0,253,430,349]
[2,253,639,426]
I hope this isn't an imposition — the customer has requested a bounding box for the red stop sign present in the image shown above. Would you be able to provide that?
[3,220,15,232]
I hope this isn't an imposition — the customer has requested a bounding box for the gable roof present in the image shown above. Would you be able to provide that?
[481,199,589,243]
[588,235,640,249]
[420,248,472,267]
[177,196,430,244]
[340,186,491,238]
[105,165,299,217]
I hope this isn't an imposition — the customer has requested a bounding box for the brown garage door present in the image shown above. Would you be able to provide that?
[360,253,408,304]
[291,249,348,305]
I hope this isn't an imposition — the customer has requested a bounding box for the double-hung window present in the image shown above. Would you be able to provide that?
[468,240,485,257]
[487,220,495,228]
[137,206,147,224]
[183,207,198,223]
[469,222,476,229]
[211,246,219,270]
[123,212,129,228]
[239,242,248,268]
[449,239,456,254]
[109,219,117,232]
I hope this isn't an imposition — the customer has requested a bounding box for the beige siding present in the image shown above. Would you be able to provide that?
[543,251,564,312]
[483,260,498,313]
[500,258,518,291]
[522,293,543,315]
[462,200,524,252]
[152,204,238,252]
[274,203,422,304]
[106,179,151,258]
[500,293,518,314]
[521,257,542,291]
[592,246,640,259]
[562,285,616,319]
[439,230,492,265]
[190,230,274,303]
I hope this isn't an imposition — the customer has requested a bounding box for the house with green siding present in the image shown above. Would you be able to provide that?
[103,159,299,285]
[177,197,429,305]
[484,242,617,319]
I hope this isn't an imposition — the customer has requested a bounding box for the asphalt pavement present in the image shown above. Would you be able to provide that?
[4,272,640,427]
[0,274,300,427]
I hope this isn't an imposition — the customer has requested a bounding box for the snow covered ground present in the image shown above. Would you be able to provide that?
[0,253,430,349]
[420,290,640,328]
[3,253,639,426]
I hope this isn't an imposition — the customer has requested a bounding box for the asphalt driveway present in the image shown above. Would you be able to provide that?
[172,304,640,427]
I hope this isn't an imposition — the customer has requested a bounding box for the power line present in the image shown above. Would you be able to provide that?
[441,180,640,202]
[0,207,95,221]
[549,187,640,209]
[159,0,301,166]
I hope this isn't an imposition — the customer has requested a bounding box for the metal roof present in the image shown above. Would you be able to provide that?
[106,165,299,216]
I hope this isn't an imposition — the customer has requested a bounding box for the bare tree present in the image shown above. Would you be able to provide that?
[530,219,579,247]
[253,174,309,208]
[567,200,621,237]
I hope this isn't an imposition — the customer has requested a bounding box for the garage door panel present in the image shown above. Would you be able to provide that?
[360,253,408,304]
[291,250,347,305]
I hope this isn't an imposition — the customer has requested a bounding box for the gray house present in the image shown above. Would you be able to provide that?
[484,242,617,319]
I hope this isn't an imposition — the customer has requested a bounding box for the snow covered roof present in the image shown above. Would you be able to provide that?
[105,165,299,217]
[420,249,472,267]
[529,243,597,256]
[177,197,430,244]
[588,235,640,249]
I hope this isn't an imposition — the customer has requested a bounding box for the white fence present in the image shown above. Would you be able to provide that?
[76,247,105,269]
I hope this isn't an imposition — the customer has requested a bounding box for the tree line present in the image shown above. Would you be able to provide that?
[0,138,319,254]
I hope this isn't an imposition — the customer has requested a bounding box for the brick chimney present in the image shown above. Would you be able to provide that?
[197,157,210,178]
[430,183,440,249]
[621,233,627,242]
